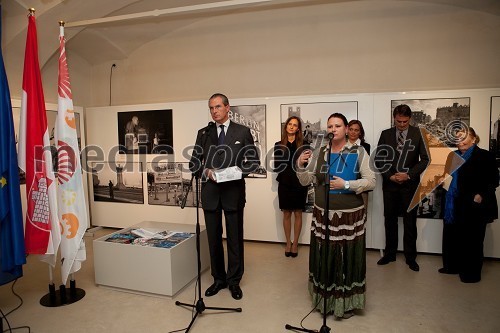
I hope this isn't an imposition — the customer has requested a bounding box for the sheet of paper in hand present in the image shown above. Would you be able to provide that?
[214,166,242,183]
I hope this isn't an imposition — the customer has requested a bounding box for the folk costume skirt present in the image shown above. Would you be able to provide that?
[309,205,366,317]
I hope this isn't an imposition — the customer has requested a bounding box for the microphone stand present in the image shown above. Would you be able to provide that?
[175,124,241,333]
[180,173,193,210]
[286,134,333,333]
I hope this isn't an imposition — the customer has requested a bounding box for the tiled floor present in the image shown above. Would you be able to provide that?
[1,227,500,333]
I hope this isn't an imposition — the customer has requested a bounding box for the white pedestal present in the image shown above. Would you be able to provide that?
[93,221,209,297]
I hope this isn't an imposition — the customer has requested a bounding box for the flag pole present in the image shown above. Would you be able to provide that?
[48,265,53,283]
[55,18,86,306]
[45,265,58,306]
[23,6,59,307]
[21,8,65,306]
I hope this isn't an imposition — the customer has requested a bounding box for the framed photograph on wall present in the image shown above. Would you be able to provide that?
[280,101,359,212]
[146,162,199,207]
[391,98,470,147]
[280,101,359,147]
[489,96,500,169]
[117,110,173,154]
[91,162,144,204]
[390,98,470,220]
[227,104,267,178]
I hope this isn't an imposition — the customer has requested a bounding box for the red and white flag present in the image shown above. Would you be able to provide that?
[55,25,88,284]
[18,12,60,266]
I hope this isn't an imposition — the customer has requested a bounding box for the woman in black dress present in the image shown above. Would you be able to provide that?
[347,119,370,154]
[274,116,308,257]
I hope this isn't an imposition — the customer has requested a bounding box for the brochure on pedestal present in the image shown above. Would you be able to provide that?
[105,227,193,249]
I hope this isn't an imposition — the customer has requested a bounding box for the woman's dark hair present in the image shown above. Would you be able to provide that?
[348,119,366,143]
[327,113,348,127]
[280,116,304,147]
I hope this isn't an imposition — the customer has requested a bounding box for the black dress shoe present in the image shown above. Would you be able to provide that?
[460,276,480,283]
[438,267,459,274]
[407,261,420,272]
[205,282,227,297]
[229,285,243,300]
[377,256,396,265]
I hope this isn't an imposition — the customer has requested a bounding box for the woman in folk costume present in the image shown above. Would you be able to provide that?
[296,113,375,318]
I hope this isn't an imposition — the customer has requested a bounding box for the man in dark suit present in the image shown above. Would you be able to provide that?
[375,104,429,271]
[190,93,260,300]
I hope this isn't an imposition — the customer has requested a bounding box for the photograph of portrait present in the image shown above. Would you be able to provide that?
[117,110,174,154]
[228,104,267,178]
[92,162,144,204]
[147,162,199,207]
[280,101,359,212]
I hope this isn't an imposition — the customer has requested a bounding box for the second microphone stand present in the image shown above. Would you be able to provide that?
[286,135,333,333]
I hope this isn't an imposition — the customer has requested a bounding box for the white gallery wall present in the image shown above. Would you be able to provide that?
[85,87,500,258]
[83,1,500,108]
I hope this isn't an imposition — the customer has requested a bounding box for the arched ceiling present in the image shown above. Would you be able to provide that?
[2,0,500,68]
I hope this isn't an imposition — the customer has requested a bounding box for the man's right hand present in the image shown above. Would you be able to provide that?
[204,168,216,181]
[390,173,408,184]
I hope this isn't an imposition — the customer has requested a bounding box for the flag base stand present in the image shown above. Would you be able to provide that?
[40,280,85,307]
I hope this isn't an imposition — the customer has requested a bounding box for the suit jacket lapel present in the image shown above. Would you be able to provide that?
[209,124,218,145]
[389,127,398,149]
[224,121,236,145]
[407,126,419,143]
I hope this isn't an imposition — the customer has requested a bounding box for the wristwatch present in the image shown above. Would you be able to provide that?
[344,181,350,190]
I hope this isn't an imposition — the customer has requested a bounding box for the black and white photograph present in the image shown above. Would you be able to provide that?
[489,96,500,168]
[391,97,470,147]
[281,101,358,148]
[117,110,174,154]
[92,162,144,204]
[147,162,198,207]
[280,101,358,212]
[226,104,267,178]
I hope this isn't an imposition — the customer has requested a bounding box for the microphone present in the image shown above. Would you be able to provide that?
[202,121,215,134]
[327,132,334,140]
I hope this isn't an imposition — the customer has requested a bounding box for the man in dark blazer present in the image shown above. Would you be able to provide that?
[190,93,260,300]
[375,104,430,271]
